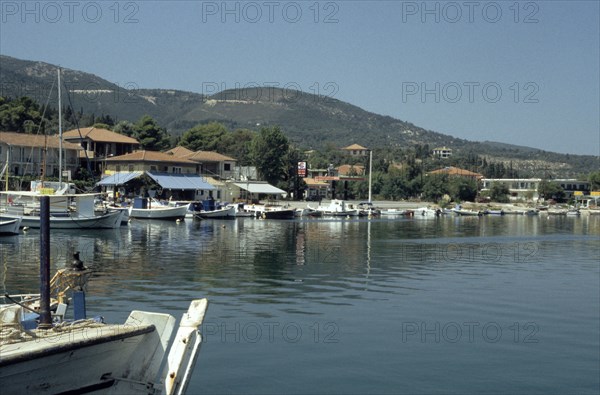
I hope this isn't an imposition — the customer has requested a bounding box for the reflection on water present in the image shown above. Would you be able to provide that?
[1,215,598,394]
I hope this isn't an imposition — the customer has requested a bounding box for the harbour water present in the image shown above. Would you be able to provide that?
[1,215,598,394]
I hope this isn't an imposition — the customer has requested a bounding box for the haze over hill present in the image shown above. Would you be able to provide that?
[0,55,597,177]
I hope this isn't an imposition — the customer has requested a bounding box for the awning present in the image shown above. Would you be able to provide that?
[146,172,215,190]
[96,172,143,186]
[234,182,286,195]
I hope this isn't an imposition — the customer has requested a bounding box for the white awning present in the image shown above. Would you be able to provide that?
[234,182,286,195]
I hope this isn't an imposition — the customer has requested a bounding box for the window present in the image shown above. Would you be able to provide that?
[150,165,157,171]
[128,164,134,172]
[173,167,182,174]
[116,165,121,172]
[224,163,231,171]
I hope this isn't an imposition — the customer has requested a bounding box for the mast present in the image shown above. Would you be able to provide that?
[368,149,373,204]
[58,68,63,188]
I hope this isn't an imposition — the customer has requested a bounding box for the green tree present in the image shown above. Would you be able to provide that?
[180,122,227,151]
[489,183,510,203]
[0,96,45,133]
[216,128,255,165]
[422,174,449,202]
[588,171,600,190]
[134,115,171,151]
[113,120,136,138]
[249,126,290,185]
[538,180,565,202]
[448,178,478,202]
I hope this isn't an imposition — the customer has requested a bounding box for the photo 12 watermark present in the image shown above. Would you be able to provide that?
[401,321,540,343]
[201,81,339,104]
[0,1,140,24]
[401,82,540,104]
[200,1,340,23]
[400,1,540,24]
[201,321,340,344]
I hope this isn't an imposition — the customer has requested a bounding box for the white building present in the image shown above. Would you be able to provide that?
[481,178,542,201]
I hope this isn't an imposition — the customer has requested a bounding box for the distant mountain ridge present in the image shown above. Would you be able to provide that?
[1,54,597,177]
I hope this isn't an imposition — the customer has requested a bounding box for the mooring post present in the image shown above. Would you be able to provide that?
[38,195,52,329]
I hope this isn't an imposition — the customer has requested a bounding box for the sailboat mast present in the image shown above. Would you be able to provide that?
[368,149,373,204]
[58,68,63,188]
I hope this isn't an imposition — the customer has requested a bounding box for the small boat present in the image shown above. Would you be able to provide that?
[380,209,407,216]
[128,197,188,221]
[484,209,504,216]
[195,206,236,219]
[261,208,296,219]
[0,217,21,235]
[451,205,482,216]
[358,202,381,217]
[226,203,255,218]
[191,199,236,219]
[414,207,441,217]
[1,192,125,229]
[308,199,360,217]
[547,208,568,215]
[566,209,580,216]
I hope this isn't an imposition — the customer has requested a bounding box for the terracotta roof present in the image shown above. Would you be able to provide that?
[341,143,369,151]
[166,146,194,157]
[105,150,197,164]
[428,166,483,178]
[0,131,81,150]
[183,151,236,162]
[63,127,140,144]
[337,164,365,176]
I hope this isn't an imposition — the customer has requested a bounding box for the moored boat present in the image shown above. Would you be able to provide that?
[128,197,188,221]
[0,217,21,235]
[1,192,125,229]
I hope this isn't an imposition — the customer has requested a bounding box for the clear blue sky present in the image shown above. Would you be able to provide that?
[1,1,599,155]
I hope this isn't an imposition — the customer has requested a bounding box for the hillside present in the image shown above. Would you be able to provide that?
[1,54,597,177]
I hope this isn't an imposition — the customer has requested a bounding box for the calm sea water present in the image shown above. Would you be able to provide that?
[1,215,599,394]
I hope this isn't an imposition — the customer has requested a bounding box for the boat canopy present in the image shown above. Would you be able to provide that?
[233,182,286,195]
[146,172,215,191]
[96,172,144,186]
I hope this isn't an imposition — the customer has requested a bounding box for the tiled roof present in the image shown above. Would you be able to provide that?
[63,127,140,144]
[341,143,368,150]
[183,151,236,162]
[0,131,81,150]
[105,150,197,164]
[166,146,194,157]
[337,164,365,176]
[428,166,483,178]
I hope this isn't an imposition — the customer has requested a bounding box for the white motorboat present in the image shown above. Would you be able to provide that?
[1,192,125,229]
[195,205,236,219]
[128,198,188,221]
[0,217,21,235]
[414,207,441,217]
[308,199,360,217]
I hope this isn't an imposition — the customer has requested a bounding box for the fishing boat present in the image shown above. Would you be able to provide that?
[307,199,360,217]
[484,209,505,216]
[0,197,209,394]
[414,207,441,217]
[0,217,21,235]
[128,197,188,221]
[191,199,236,219]
[1,191,125,229]
[451,205,482,216]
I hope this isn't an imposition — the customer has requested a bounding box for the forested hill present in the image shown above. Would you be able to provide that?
[1,54,597,176]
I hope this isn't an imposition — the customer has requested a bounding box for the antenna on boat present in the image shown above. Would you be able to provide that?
[58,68,63,190]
